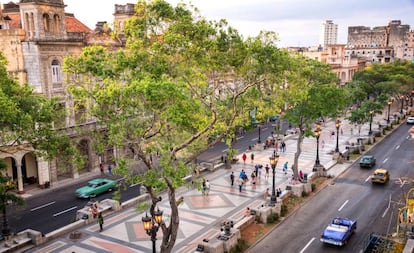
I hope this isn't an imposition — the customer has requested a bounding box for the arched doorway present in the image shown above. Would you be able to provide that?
[22,153,38,185]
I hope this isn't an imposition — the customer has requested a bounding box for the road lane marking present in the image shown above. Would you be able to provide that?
[365,176,371,182]
[30,201,55,212]
[236,136,244,140]
[338,200,349,211]
[262,127,268,131]
[395,145,400,150]
[300,237,315,253]
[251,137,258,141]
[382,194,392,218]
[53,206,77,217]
[222,149,228,153]
[383,157,389,164]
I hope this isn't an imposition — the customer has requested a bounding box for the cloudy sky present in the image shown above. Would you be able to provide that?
[64,0,414,47]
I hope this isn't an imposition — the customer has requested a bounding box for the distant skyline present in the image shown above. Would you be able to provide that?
[63,0,414,47]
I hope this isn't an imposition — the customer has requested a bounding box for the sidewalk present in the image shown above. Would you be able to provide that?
[25,110,405,253]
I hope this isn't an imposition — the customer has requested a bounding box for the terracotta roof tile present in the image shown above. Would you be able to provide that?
[5,13,21,29]
[3,12,91,33]
[65,15,91,33]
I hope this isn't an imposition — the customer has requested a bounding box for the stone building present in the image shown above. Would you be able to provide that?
[345,20,412,63]
[320,20,338,50]
[0,0,131,193]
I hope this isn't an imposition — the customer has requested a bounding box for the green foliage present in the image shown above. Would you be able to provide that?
[280,204,288,217]
[311,183,316,192]
[229,238,249,253]
[301,191,308,197]
[266,212,279,223]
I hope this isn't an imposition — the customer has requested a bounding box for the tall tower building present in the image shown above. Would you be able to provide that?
[320,20,338,49]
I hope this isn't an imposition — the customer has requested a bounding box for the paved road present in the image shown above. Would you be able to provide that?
[18,103,411,253]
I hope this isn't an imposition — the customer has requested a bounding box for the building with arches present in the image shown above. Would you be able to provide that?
[0,1,128,193]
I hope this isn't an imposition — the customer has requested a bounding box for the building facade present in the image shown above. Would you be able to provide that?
[0,0,132,193]
[320,20,338,50]
[346,20,413,63]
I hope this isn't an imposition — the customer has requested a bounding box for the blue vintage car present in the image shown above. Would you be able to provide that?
[320,217,357,246]
[75,178,116,198]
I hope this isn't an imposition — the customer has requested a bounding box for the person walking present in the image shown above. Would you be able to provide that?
[250,153,255,163]
[230,172,235,186]
[238,177,243,193]
[264,188,270,199]
[283,162,288,175]
[107,164,113,176]
[99,163,104,175]
[205,180,211,195]
[265,164,270,180]
[242,153,247,164]
[98,212,104,232]
[281,141,286,152]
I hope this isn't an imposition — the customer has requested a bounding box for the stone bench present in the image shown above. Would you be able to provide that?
[0,236,32,253]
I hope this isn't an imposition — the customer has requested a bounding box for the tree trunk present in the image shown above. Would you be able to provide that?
[160,183,179,253]
[292,129,303,181]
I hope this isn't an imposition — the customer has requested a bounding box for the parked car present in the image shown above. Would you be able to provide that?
[75,178,116,198]
[359,155,376,168]
[371,168,389,184]
[407,116,414,124]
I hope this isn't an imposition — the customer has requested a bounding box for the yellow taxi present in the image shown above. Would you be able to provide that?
[371,168,389,184]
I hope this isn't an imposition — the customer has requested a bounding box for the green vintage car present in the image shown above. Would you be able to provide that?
[75,178,116,198]
[359,155,376,168]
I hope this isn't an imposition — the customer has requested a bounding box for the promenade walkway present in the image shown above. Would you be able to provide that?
[25,107,409,253]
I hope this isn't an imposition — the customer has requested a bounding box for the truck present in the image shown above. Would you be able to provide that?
[320,217,357,246]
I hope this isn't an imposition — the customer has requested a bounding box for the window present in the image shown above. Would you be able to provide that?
[51,60,61,83]
[43,13,50,32]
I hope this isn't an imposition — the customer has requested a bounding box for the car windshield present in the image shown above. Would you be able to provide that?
[88,183,98,188]
[375,173,385,176]
[362,157,371,162]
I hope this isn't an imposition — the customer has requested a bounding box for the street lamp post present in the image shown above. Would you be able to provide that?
[400,95,405,114]
[369,110,374,135]
[314,123,321,167]
[387,100,392,124]
[258,125,261,144]
[269,154,280,206]
[142,208,163,253]
[335,118,341,153]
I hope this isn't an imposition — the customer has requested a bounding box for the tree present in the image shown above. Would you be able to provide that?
[64,1,288,252]
[280,55,349,179]
[0,51,67,236]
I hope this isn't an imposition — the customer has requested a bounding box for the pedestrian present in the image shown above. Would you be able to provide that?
[107,164,113,176]
[250,153,255,163]
[330,130,335,138]
[251,171,256,185]
[283,162,288,175]
[254,164,259,179]
[202,179,207,195]
[265,164,270,180]
[238,177,243,192]
[90,203,98,219]
[281,141,286,152]
[321,139,325,149]
[242,153,247,164]
[264,188,270,199]
[99,163,104,175]
[350,127,353,136]
[205,180,210,195]
[230,172,235,186]
[299,170,304,180]
[244,207,251,217]
[98,212,104,232]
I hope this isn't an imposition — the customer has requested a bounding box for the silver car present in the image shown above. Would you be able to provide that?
[407,116,414,124]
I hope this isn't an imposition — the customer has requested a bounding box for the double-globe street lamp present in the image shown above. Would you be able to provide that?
[269,154,280,206]
[313,123,321,170]
[335,118,341,153]
[142,208,164,253]
[258,124,261,144]
[368,110,374,135]
[387,100,392,124]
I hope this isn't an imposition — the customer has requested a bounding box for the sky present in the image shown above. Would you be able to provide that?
[64,0,414,47]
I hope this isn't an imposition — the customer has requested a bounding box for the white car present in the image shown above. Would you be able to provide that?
[407,116,414,124]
